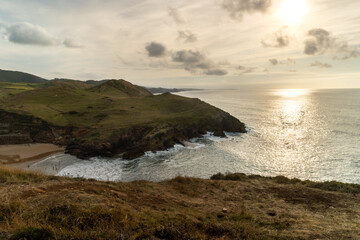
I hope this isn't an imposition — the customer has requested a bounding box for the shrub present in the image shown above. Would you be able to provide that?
[10,227,54,240]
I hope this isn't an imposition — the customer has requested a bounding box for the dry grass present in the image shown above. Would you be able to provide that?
[211,173,360,195]
[0,169,359,239]
[0,166,51,184]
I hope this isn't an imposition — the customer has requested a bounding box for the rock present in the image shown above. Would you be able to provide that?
[1,102,247,160]
[222,208,228,213]
[213,130,226,138]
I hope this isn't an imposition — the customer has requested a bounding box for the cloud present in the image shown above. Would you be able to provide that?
[333,45,360,60]
[219,60,231,66]
[145,42,166,57]
[63,38,83,48]
[0,22,7,31]
[304,29,332,55]
[269,59,278,65]
[172,50,227,75]
[262,26,289,48]
[5,22,59,46]
[204,69,228,76]
[1,22,82,48]
[177,30,197,43]
[304,28,360,59]
[269,58,295,65]
[168,7,185,25]
[310,61,332,68]
[222,0,272,20]
[237,65,257,74]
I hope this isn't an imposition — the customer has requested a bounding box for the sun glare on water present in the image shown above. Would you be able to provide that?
[277,0,308,25]
[275,89,309,98]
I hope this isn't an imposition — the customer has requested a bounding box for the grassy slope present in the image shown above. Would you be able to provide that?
[0,82,39,98]
[0,168,359,240]
[0,81,222,140]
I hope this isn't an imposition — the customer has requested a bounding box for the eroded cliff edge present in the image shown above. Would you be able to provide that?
[0,80,246,159]
[66,109,246,159]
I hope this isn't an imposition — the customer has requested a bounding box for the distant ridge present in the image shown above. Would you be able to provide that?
[145,87,200,94]
[0,68,199,94]
[0,69,47,84]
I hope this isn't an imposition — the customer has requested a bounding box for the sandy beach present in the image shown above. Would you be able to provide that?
[0,143,64,164]
[0,144,80,175]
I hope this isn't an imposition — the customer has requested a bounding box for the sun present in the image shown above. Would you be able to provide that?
[277,0,308,25]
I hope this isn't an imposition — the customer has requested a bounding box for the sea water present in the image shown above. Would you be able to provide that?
[55,88,360,183]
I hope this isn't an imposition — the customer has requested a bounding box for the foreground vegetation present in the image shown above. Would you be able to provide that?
[0,168,359,240]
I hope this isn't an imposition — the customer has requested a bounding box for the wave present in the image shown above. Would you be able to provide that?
[55,131,240,181]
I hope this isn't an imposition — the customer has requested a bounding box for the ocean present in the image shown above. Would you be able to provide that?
[43,88,360,183]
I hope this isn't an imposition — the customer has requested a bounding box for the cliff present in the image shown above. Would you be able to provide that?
[0,80,246,159]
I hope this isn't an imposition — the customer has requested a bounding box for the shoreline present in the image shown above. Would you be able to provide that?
[0,143,73,175]
[0,143,64,164]
[0,143,65,165]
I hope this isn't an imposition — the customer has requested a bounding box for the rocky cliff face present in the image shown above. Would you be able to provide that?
[66,111,246,160]
[0,103,246,160]
[0,110,69,145]
[0,110,246,159]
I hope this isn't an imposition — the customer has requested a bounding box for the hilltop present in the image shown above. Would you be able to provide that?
[0,69,47,84]
[0,70,245,159]
[88,80,152,97]
[0,168,359,240]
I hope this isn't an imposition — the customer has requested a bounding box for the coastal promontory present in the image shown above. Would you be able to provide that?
[0,72,246,159]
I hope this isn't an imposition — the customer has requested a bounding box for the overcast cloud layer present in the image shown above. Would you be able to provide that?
[0,0,360,89]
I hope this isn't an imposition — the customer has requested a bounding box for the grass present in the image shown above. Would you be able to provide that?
[0,80,223,141]
[0,166,50,184]
[211,172,360,195]
[9,227,54,240]
[0,69,47,84]
[0,168,359,239]
[0,82,39,98]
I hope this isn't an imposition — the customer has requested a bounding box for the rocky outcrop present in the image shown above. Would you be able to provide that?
[66,111,246,160]
[0,107,246,160]
[0,110,69,145]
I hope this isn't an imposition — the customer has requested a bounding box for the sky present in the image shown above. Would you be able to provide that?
[0,0,359,89]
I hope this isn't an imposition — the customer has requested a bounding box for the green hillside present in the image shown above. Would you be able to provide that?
[88,79,152,98]
[0,82,39,98]
[0,75,245,159]
[0,79,233,140]
[0,69,47,84]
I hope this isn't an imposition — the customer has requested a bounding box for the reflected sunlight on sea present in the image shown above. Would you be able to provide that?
[57,88,360,183]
